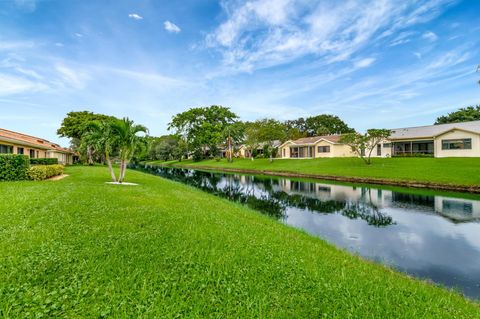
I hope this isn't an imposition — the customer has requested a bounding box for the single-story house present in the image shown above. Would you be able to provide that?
[389,120,480,157]
[279,135,357,159]
[0,128,75,165]
[280,120,480,159]
[238,140,282,158]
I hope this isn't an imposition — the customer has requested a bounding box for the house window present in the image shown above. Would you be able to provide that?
[283,149,286,157]
[29,149,35,158]
[377,144,381,156]
[441,139,472,150]
[0,144,13,154]
[383,143,391,148]
[17,147,24,155]
[317,146,330,153]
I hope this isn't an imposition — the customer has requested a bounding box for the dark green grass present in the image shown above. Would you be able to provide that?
[0,166,479,318]
[151,157,480,186]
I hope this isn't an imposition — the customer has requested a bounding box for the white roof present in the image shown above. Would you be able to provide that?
[390,120,480,140]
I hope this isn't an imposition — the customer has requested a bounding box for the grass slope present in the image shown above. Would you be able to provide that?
[0,166,478,318]
[155,157,480,186]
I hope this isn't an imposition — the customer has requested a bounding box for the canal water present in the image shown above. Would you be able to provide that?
[136,165,480,299]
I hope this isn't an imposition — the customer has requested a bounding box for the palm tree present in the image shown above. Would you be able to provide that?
[110,118,148,183]
[83,120,118,182]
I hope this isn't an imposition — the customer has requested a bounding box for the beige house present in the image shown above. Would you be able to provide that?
[389,120,480,157]
[280,121,480,159]
[238,140,282,158]
[0,128,75,165]
[279,135,357,159]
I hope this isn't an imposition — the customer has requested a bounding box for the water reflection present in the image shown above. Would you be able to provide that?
[135,164,480,299]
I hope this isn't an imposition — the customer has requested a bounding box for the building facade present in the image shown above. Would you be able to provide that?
[280,121,480,159]
[0,128,75,165]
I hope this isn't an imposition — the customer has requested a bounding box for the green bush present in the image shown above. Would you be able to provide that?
[30,158,59,165]
[27,164,64,181]
[0,155,30,181]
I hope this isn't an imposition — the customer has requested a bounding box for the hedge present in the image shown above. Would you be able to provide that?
[30,158,59,165]
[27,164,64,181]
[0,155,30,181]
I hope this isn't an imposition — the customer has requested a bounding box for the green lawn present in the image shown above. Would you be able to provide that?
[1,166,479,318]
[151,157,480,186]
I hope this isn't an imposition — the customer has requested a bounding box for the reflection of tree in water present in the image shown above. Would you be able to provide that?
[135,165,394,226]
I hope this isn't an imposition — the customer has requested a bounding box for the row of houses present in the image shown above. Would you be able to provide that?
[236,120,480,159]
[0,128,75,165]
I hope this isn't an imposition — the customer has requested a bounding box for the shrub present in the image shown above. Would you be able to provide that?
[0,155,30,181]
[30,158,59,165]
[27,164,64,181]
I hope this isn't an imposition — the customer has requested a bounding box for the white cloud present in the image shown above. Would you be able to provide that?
[422,31,438,41]
[164,21,181,33]
[55,65,89,89]
[14,0,36,12]
[0,73,47,96]
[74,33,83,38]
[206,0,457,72]
[128,13,143,20]
[0,41,35,51]
[354,58,376,68]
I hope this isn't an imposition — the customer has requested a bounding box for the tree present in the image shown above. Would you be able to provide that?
[57,111,117,164]
[148,135,187,161]
[305,115,355,136]
[110,118,148,182]
[284,114,354,137]
[435,105,480,124]
[168,105,238,161]
[243,122,260,161]
[222,121,246,162]
[83,120,119,182]
[254,119,287,163]
[340,129,391,165]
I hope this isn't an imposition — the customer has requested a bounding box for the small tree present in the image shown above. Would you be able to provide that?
[341,129,391,165]
[255,119,287,163]
[111,118,148,183]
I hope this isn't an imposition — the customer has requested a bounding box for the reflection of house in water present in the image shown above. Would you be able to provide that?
[276,179,390,206]
[435,197,480,222]
[274,178,480,222]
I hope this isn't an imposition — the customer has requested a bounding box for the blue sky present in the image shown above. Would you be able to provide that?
[1,0,479,145]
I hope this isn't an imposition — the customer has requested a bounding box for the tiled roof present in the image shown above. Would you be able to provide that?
[389,120,480,140]
[0,128,73,154]
[289,134,345,145]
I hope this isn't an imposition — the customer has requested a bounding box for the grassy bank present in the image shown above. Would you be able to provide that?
[151,157,480,187]
[0,166,478,317]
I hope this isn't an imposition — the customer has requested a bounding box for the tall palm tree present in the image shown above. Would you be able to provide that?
[110,118,148,183]
[83,120,118,182]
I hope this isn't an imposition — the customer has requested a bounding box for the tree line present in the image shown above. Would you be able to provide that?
[57,103,480,175]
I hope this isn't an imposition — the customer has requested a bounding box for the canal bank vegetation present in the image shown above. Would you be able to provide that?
[150,157,480,190]
[1,166,478,317]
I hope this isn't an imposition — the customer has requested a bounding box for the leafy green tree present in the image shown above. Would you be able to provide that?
[57,111,117,164]
[149,135,186,161]
[305,115,355,136]
[285,115,354,137]
[435,105,480,124]
[223,121,246,162]
[168,105,238,161]
[254,119,287,163]
[243,122,260,161]
[340,129,391,165]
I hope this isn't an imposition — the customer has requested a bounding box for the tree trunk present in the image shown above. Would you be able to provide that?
[118,160,124,183]
[121,161,128,181]
[118,160,127,182]
[106,154,117,182]
[87,146,94,165]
